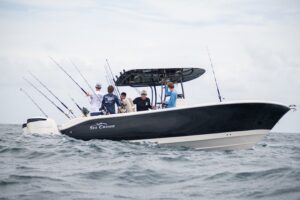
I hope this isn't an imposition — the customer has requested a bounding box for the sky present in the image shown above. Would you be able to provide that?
[0,0,299,132]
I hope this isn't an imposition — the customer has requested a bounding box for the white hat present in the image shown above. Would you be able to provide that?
[95,83,102,88]
[141,90,147,95]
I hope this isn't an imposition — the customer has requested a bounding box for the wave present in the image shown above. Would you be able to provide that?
[0,125,299,200]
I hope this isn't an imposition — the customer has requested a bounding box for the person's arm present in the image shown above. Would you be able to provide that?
[164,99,169,106]
[165,85,171,96]
[115,95,121,106]
[86,92,92,103]
[100,96,105,110]
[128,98,134,107]
[131,98,137,111]
[133,98,137,104]
[169,92,177,107]
[147,99,152,109]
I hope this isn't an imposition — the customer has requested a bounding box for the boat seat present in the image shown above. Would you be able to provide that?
[177,94,184,98]
[176,99,188,108]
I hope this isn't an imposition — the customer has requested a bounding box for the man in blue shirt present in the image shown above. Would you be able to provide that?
[101,85,121,114]
[164,82,177,108]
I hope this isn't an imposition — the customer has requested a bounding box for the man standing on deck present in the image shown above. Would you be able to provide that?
[133,90,153,111]
[101,85,121,114]
[87,83,103,116]
[164,82,177,108]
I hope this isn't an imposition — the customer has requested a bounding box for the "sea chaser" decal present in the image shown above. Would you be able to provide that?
[90,122,115,130]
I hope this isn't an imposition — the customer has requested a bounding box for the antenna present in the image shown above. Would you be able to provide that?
[206,47,223,102]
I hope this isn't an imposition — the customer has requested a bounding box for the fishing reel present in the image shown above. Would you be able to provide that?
[289,104,298,112]
[82,107,90,116]
[99,109,108,115]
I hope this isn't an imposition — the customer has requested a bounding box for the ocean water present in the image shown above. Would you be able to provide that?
[0,124,299,200]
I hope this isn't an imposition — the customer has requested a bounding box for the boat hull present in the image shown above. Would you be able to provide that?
[60,102,289,150]
[132,129,268,150]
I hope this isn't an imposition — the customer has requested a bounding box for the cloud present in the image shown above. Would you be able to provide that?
[0,0,98,10]
[0,0,299,132]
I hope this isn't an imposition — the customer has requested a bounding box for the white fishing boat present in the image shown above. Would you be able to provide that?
[22,68,290,150]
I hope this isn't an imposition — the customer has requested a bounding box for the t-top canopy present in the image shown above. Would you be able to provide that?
[115,68,205,87]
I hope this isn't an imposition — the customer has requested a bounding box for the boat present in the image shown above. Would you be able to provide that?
[23,68,290,150]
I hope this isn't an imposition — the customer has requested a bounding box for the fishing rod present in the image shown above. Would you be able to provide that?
[104,66,119,97]
[20,88,48,118]
[133,87,141,95]
[70,60,103,103]
[105,74,119,97]
[49,57,88,96]
[68,94,89,115]
[105,59,121,96]
[23,77,71,119]
[105,72,116,90]
[70,60,95,94]
[29,71,76,118]
[105,76,111,86]
[69,96,90,116]
[70,96,83,113]
[206,47,223,102]
[104,62,115,93]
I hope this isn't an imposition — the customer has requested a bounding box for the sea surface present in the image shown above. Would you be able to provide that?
[0,124,299,200]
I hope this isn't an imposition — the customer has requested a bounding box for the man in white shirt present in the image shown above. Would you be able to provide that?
[87,83,103,116]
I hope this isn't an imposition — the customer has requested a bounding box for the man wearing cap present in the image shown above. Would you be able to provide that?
[133,90,153,111]
[87,83,103,116]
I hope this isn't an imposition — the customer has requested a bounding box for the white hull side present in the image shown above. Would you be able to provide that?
[25,118,60,135]
[131,129,269,150]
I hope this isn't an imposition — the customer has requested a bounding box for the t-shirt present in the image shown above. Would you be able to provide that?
[120,98,135,113]
[89,91,103,112]
[133,97,152,111]
[165,86,177,108]
[101,93,120,114]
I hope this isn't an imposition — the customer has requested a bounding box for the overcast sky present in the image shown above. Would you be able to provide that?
[0,0,299,132]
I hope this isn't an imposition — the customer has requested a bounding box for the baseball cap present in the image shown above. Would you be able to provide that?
[95,83,102,88]
[141,90,147,95]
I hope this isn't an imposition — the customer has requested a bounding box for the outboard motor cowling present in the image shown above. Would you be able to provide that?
[22,123,28,134]
[24,117,60,135]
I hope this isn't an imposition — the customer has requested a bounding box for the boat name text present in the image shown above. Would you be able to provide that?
[90,122,115,130]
